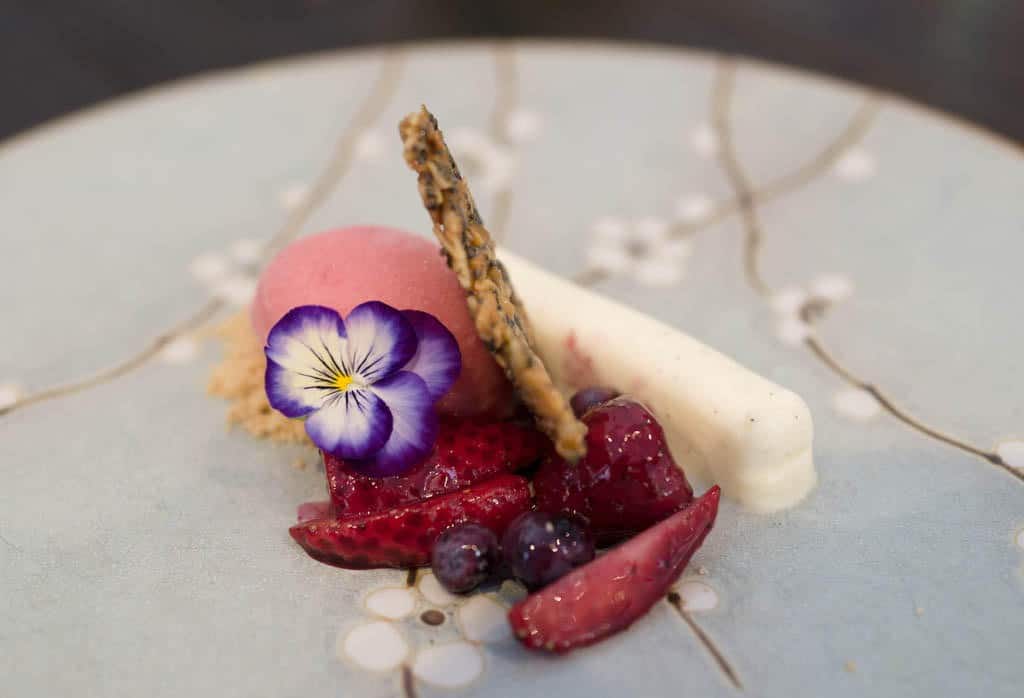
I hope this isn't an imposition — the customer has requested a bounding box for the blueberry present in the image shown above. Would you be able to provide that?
[570,386,621,418]
[501,511,595,589]
[431,523,500,593]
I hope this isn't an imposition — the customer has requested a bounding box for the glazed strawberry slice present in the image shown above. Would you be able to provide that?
[533,397,693,544]
[325,417,549,517]
[290,474,532,569]
[508,486,720,654]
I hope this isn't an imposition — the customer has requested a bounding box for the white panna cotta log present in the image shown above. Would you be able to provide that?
[500,250,816,513]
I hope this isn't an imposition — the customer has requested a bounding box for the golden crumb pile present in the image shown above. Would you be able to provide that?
[207,311,312,447]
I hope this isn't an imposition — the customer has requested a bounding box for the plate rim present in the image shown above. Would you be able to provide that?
[1,37,1020,158]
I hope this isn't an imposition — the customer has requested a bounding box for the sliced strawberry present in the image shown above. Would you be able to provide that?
[533,397,694,544]
[508,486,720,654]
[290,474,532,570]
[325,417,549,517]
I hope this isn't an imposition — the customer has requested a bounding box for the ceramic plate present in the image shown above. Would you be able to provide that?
[2,41,1022,697]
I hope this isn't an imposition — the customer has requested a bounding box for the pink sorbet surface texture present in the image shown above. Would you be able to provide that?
[251,226,513,417]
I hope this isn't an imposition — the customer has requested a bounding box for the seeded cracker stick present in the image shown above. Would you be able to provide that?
[399,106,587,461]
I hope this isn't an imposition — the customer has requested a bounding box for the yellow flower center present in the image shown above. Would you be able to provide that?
[333,374,355,391]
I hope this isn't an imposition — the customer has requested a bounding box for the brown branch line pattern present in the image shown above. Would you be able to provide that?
[678,96,880,244]
[710,61,771,297]
[263,51,406,259]
[0,50,406,419]
[567,65,888,691]
[401,664,419,698]
[392,46,536,698]
[487,44,519,240]
[572,94,880,286]
[8,43,1010,691]
[0,297,224,418]
[370,49,741,691]
[667,592,743,690]
[709,59,1022,484]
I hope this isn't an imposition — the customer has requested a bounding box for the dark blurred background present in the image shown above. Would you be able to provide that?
[2,0,1022,143]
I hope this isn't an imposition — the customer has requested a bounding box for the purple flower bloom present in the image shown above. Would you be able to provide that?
[264,302,461,475]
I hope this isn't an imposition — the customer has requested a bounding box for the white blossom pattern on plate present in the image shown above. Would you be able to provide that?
[417,571,459,606]
[334,575,521,690]
[674,193,715,223]
[586,216,692,287]
[212,273,258,306]
[158,336,200,365]
[768,274,854,346]
[188,252,231,284]
[996,440,1024,469]
[775,317,814,347]
[832,148,876,181]
[338,621,409,672]
[364,587,417,620]
[229,238,264,265]
[354,129,385,162]
[456,595,511,643]
[188,238,264,306]
[503,108,544,143]
[412,642,485,688]
[832,387,882,422]
[771,285,809,316]
[673,579,720,612]
[445,127,517,195]
[277,182,309,212]
[690,123,719,158]
[810,273,855,302]
[0,383,22,410]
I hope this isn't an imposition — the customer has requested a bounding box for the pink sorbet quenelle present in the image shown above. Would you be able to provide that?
[251,226,515,418]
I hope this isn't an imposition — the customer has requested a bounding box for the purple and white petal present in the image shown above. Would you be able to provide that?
[265,361,325,418]
[344,301,418,384]
[305,388,394,460]
[401,310,462,402]
[355,371,438,476]
[265,305,350,378]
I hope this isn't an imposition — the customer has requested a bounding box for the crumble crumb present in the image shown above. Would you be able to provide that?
[207,311,313,447]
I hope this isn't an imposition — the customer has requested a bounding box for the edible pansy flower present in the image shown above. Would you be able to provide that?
[264,302,461,475]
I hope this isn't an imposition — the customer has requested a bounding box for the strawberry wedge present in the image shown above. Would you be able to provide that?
[509,486,721,653]
[290,474,531,569]
[325,417,550,517]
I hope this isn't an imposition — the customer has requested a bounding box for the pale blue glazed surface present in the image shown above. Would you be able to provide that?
[1,42,1022,697]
